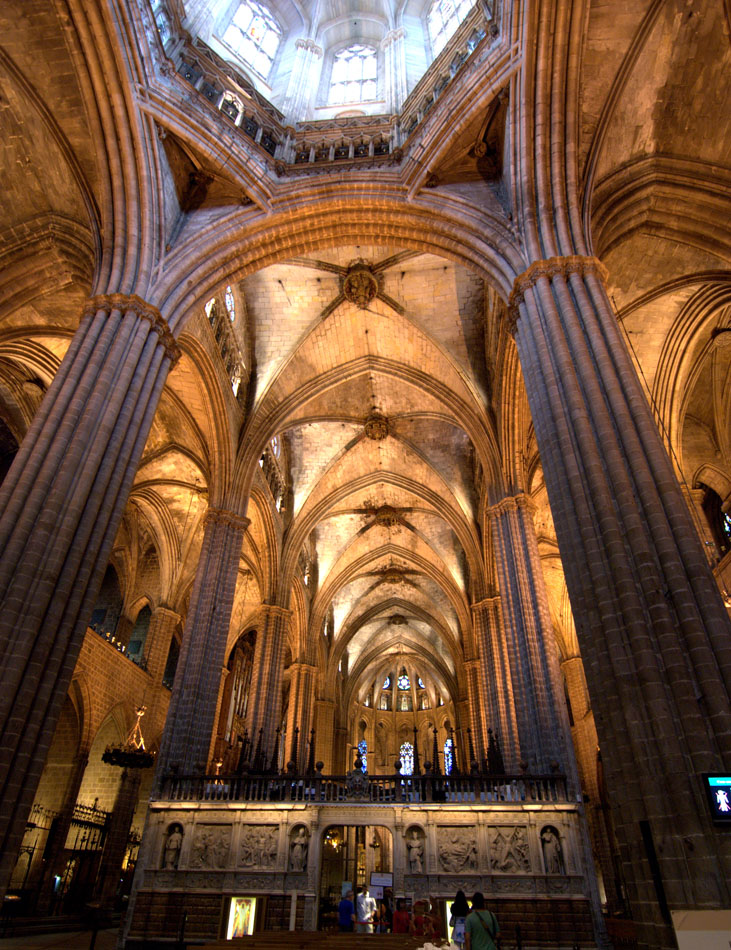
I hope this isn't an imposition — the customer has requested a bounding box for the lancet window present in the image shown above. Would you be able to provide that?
[328,45,378,105]
[427,0,475,56]
[223,0,282,80]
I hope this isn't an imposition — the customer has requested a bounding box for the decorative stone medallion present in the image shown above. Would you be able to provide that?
[364,411,389,440]
[343,263,378,308]
[374,505,400,527]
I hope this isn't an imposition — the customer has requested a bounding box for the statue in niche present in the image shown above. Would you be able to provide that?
[541,826,565,874]
[289,827,309,871]
[438,828,478,873]
[490,827,530,873]
[163,824,183,869]
[406,829,424,873]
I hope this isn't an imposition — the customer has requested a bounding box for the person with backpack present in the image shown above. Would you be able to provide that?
[464,892,500,950]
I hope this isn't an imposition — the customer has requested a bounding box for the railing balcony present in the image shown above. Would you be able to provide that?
[158,770,568,805]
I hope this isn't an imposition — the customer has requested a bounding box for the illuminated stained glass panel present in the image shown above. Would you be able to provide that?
[223,0,282,80]
[400,741,414,775]
[427,0,475,56]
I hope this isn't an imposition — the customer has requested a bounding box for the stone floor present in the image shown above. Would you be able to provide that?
[0,930,118,949]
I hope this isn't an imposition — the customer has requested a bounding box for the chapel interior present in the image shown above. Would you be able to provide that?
[0,0,730,948]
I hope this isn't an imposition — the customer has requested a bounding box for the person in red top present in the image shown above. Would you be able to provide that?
[427,899,444,941]
[411,901,428,937]
[392,898,410,934]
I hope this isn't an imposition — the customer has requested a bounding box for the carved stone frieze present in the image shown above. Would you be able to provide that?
[189,824,231,869]
[437,827,478,873]
[82,293,182,364]
[489,826,531,873]
[239,824,278,868]
[507,255,609,332]
[233,874,277,890]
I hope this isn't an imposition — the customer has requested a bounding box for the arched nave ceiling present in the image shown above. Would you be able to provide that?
[234,244,491,687]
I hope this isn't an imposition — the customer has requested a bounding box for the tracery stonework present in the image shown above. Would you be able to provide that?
[239,825,278,867]
[489,826,531,873]
[189,825,231,869]
[437,827,478,872]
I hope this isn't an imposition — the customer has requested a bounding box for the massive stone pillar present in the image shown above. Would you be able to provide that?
[0,293,178,896]
[95,767,142,908]
[37,751,89,913]
[314,698,336,773]
[510,255,731,947]
[246,605,292,766]
[470,596,521,769]
[285,663,318,771]
[155,508,248,779]
[489,493,573,774]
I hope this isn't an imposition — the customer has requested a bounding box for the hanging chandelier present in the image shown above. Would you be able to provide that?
[102,705,155,769]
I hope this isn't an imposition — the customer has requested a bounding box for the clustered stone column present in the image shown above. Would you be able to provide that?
[95,767,142,908]
[155,508,249,780]
[281,39,323,124]
[246,605,292,766]
[313,698,336,773]
[469,596,520,769]
[489,493,573,774]
[510,254,731,944]
[0,293,178,895]
[381,28,407,113]
[285,663,318,770]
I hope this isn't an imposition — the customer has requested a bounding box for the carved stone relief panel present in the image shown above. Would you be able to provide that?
[488,826,531,873]
[437,827,478,873]
[239,824,278,868]
[189,824,231,869]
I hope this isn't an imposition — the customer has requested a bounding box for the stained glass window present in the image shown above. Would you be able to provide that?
[397,671,410,690]
[383,675,391,689]
[224,0,282,80]
[328,45,378,106]
[400,741,414,776]
[224,285,236,321]
[444,737,454,775]
[417,677,425,689]
[358,739,367,772]
[427,0,475,57]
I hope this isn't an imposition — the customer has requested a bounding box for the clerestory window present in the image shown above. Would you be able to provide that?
[223,0,282,80]
[427,0,475,56]
[328,45,378,105]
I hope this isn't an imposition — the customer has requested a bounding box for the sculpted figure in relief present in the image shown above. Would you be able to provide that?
[240,825,278,867]
[190,826,230,869]
[438,828,478,873]
[490,827,530,873]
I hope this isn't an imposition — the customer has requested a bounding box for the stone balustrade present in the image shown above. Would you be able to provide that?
[158,770,568,805]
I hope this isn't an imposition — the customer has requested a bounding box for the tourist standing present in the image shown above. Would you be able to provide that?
[338,889,355,932]
[464,892,500,950]
[355,885,377,933]
[449,890,470,949]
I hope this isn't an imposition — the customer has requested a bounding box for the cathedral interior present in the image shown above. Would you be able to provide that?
[0,0,730,948]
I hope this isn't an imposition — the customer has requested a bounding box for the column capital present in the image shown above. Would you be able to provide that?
[203,507,250,531]
[295,37,323,56]
[507,255,609,333]
[470,595,501,613]
[381,27,406,49]
[289,661,318,675]
[151,605,181,622]
[259,603,292,621]
[83,293,181,364]
[488,491,536,519]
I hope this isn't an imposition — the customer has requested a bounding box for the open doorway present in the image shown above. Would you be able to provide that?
[318,825,393,930]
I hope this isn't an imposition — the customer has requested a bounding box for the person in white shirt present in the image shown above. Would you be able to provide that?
[355,885,377,932]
